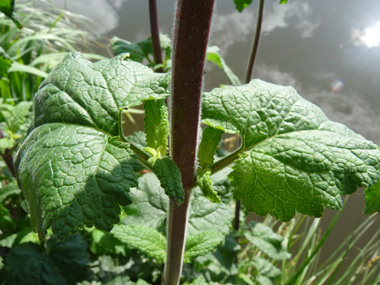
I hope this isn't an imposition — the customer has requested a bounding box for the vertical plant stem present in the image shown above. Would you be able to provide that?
[235,0,265,232]
[245,0,265,83]
[165,0,215,284]
[148,0,163,72]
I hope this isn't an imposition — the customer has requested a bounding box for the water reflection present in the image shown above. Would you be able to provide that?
[262,2,319,38]
[352,22,380,48]
[52,0,380,145]
[54,0,127,34]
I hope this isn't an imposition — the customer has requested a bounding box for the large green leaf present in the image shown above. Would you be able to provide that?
[15,53,170,239]
[34,52,169,136]
[183,231,225,263]
[251,256,282,279]
[4,234,91,285]
[111,224,167,263]
[122,173,233,236]
[15,124,141,239]
[202,80,380,221]
[123,173,168,229]
[244,222,290,260]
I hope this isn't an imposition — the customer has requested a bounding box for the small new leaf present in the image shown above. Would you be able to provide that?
[144,99,169,156]
[183,231,224,263]
[234,0,253,12]
[153,157,185,206]
[198,126,223,168]
[206,46,241,86]
[111,224,166,263]
[197,169,221,203]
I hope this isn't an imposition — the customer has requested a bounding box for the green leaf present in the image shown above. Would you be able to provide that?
[144,99,169,156]
[197,169,221,203]
[188,186,233,236]
[4,243,66,285]
[106,275,135,285]
[111,37,146,62]
[15,124,141,239]
[0,0,22,28]
[15,53,169,239]
[0,256,3,270]
[127,131,147,149]
[184,276,210,285]
[0,137,15,153]
[202,79,380,221]
[233,0,253,12]
[4,234,90,285]
[123,173,168,228]
[251,256,282,279]
[206,46,241,86]
[0,101,32,134]
[280,0,288,4]
[34,53,169,136]
[122,173,233,236]
[364,178,380,214]
[184,231,224,263]
[256,276,273,285]
[244,222,290,260]
[111,224,166,263]
[0,181,20,202]
[46,234,91,284]
[198,126,223,168]
[7,61,49,78]
[153,157,185,206]
[87,227,127,256]
[0,46,12,78]
[112,34,172,65]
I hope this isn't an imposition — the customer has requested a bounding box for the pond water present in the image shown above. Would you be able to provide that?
[57,0,380,145]
[55,0,380,274]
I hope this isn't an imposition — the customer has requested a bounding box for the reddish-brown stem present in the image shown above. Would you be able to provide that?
[235,0,265,232]
[245,0,265,83]
[165,0,215,284]
[149,0,164,72]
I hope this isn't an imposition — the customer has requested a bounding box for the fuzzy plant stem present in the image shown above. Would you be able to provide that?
[235,0,265,232]
[148,0,163,72]
[164,0,215,284]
